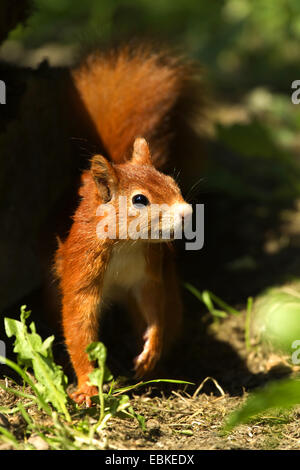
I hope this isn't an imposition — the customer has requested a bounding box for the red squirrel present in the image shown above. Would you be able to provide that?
[54,44,202,407]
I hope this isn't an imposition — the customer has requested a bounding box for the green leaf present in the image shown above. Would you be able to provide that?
[86,342,107,364]
[225,378,300,432]
[88,369,103,389]
[135,413,146,432]
[86,342,113,382]
[20,305,31,323]
[128,406,146,431]
[86,341,113,427]
[3,307,70,421]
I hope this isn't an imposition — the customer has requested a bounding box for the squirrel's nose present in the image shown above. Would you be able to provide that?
[175,203,193,220]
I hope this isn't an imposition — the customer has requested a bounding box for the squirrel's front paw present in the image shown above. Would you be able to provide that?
[134,327,162,378]
[70,384,98,408]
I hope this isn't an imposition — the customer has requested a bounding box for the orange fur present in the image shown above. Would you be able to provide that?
[72,44,202,167]
[55,45,201,406]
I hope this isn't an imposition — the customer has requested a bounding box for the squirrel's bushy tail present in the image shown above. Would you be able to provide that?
[72,44,204,167]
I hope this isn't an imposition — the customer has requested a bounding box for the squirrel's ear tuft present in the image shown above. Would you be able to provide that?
[91,155,118,202]
[131,137,152,166]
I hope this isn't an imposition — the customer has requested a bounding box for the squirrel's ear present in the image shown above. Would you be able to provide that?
[131,137,152,166]
[91,155,118,202]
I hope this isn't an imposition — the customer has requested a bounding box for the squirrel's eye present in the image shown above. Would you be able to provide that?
[132,194,149,207]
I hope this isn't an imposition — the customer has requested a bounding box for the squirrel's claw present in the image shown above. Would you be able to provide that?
[70,384,98,408]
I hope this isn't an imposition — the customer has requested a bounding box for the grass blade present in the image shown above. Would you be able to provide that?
[0,355,52,416]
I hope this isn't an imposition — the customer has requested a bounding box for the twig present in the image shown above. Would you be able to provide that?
[192,377,225,399]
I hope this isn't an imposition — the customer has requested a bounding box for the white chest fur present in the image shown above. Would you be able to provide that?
[102,242,147,302]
